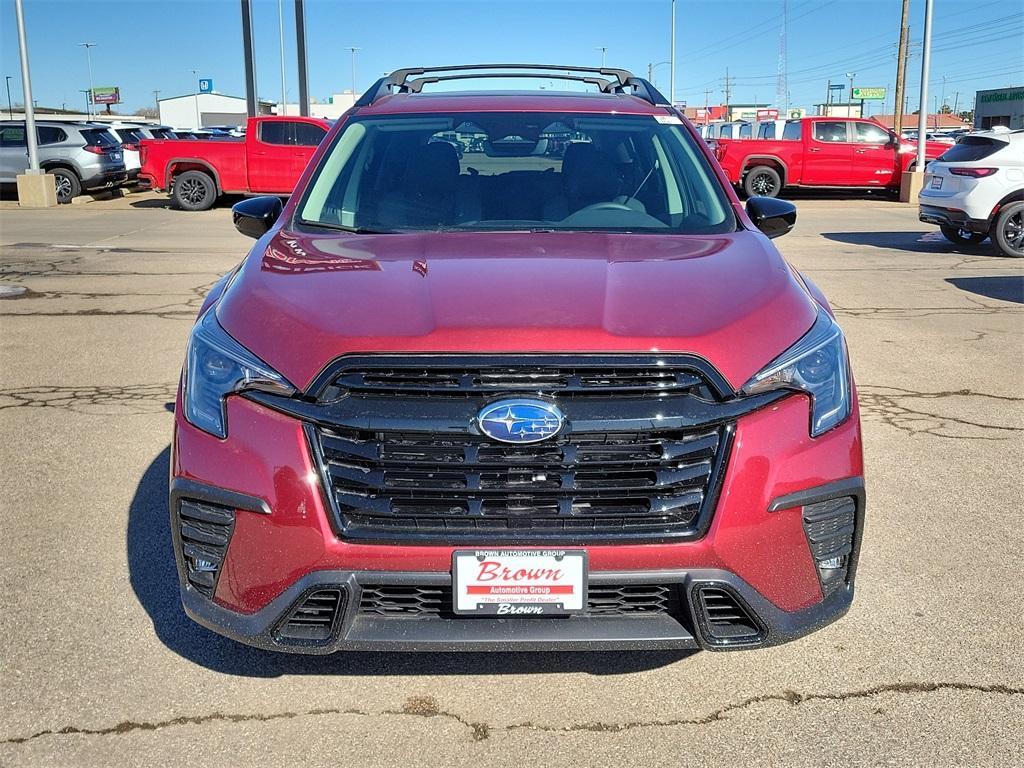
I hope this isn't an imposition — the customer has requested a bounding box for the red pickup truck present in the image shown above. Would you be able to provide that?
[714,117,946,197]
[139,116,331,210]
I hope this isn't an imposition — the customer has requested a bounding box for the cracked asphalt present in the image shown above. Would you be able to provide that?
[1,191,1022,767]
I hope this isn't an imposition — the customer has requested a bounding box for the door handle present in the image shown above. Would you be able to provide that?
[809,147,821,152]
[855,149,867,154]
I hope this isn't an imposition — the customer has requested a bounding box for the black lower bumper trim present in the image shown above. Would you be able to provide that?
[181,567,853,654]
[919,205,990,234]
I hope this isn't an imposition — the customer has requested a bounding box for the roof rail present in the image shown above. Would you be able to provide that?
[354,64,673,108]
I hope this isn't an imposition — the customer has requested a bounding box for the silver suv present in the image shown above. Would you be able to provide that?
[0,120,128,203]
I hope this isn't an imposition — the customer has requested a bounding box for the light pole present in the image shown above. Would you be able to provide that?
[915,0,933,172]
[191,68,200,129]
[595,46,607,68]
[346,47,360,95]
[278,0,287,113]
[648,61,670,87]
[670,0,676,105]
[15,0,40,173]
[79,42,96,118]
[80,89,90,115]
[4,75,13,118]
[846,72,856,115]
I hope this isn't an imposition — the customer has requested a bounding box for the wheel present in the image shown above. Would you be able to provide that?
[50,168,81,204]
[744,166,782,198]
[992,201,1024,258]
[939,224,987,245]
[172,170,217,211]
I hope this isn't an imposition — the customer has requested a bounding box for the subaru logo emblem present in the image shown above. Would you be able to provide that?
[477,399,564,444]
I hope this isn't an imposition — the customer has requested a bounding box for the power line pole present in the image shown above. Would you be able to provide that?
[953,90,959,116]
[776,0,788,110]
[277,0,287,113]
[723,68,732,120]
[893,0,910,135]
[826,79,831,114]
[152,89,160,117]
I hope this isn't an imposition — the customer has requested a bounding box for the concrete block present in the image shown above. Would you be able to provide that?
[16,173,57,208]
[899,170,926,204]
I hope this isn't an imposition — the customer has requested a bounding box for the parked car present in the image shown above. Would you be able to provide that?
[717,121,752,140]
[919,127,1024,257]
[715,117,948,197]
[107,121,151,182]
[139,115,331,210]
[755,119,789,140]
[169,64,864,654]
[0,120,127,203]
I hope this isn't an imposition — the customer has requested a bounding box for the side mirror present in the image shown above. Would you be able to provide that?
[232,196,283,239]
[887,133,898,147]
[746,196,796,239]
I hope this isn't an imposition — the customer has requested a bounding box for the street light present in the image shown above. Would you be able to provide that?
[79,42,96,118]
[191,68,200,129]
[345,47,360,95]
[648,61,670,87]
[670,0,676,105]
[595,46,607,68]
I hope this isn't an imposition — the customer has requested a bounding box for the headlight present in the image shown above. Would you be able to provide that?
[742,308,852,437]
[183,310,294,438]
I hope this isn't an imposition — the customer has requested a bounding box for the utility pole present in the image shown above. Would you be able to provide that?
[776,0,788,111]
[847,72,856,115]
[940,75,946,112]
[826,79,831,114]
[152,89,160,116]
[277,0,287,114]
[723,68,732,120]
[670,0,676,105]
[893,0,910,136]
[4,75,13,118]
[79,42,96,118]
[915,0,934,173]
[953,90,959,116]
[704,88,712,123]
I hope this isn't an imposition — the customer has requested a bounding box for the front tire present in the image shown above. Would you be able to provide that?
[50,168,81,204]
[172,170,217,211]
[992,201,1024,258]
[744,166,782,198]
[939,224,987,245]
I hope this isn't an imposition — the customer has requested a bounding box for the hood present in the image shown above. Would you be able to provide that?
[216,228,818,392]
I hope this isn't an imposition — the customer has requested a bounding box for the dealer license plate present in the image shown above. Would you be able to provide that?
[930,175,942,189]
[452,550,587,616]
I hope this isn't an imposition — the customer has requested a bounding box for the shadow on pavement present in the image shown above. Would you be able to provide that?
[821,230,996,255]
[128,447,694,677]
[946,276,1024,304]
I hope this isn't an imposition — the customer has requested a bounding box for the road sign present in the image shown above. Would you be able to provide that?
[829,84,845,91]
[199,79,214,94]
[852,87,886,101]
[91,87,120,105]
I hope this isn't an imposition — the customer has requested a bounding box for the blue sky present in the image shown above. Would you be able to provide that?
[1,0,1021,115]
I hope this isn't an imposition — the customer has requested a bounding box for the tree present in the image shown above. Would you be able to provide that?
[939,103,953,114]
[134,106,159,119]
[959,110,974,123]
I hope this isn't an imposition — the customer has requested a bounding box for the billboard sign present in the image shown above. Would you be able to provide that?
[756,108,780,121]
[91,87,120,105]
[852,87,886,101]
[199,78,214,93]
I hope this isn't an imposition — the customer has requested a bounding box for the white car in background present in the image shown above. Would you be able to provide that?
[919,128,1024,257]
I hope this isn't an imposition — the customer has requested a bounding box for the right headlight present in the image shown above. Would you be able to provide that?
[742,308,852,437]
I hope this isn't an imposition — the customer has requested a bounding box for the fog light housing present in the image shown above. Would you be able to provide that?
[177,499,235,598]
[802,496,856,598]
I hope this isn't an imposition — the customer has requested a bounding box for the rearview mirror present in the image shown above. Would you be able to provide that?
[746,196,796,239]
[232,196,283,239]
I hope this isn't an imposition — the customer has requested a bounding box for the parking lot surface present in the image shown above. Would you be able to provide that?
[1,192,1022,766]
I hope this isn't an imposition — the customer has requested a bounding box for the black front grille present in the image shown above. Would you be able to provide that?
[323,363,711,399]
[359,583,682,619]
[177,499,235,598]
[314,424,731,543]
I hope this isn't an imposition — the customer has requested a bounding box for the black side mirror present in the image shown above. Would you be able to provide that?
[746,196,797,239]
[232,196,283,239]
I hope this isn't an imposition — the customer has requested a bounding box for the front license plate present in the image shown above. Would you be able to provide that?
[453,550,587,616]
[930,175,942,189]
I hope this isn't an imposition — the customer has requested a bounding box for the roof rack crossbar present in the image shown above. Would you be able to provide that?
[355,64,676,109]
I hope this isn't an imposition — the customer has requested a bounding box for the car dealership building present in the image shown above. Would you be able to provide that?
[973,86,1024,130]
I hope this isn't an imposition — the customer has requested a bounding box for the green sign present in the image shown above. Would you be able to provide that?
[91,86,120,105]
[852,87,886,101]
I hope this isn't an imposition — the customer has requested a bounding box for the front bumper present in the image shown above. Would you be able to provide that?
[171,389,865,653]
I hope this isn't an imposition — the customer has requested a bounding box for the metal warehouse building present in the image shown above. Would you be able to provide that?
[157,93,273,131]
[973,86,1024,130]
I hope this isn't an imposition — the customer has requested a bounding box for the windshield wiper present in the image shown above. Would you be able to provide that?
[296,218,395,234]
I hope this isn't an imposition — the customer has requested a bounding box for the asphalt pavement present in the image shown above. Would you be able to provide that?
[1,191,1022,767]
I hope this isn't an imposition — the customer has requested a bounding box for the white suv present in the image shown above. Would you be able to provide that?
[919,128,1024,257]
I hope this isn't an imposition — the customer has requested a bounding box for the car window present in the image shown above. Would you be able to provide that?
[80,129,119,146]
[739,123,752,139]
[937,137,1004,162]
[294,122,327,146]
[854,123,890,144]
[782,121,801,141]
[37,126,67,145]
[0,125,26,147]
[758,123,770,139]
[115,129,143,143]
[813,121,849,143]
[298,111,735,236]
[260,121,326,146]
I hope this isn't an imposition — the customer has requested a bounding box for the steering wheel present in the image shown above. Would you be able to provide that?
[575,202,634,214]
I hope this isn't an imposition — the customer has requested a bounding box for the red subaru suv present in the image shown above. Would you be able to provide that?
[171,65,864,653]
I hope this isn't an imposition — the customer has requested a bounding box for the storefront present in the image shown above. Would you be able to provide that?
[974,87,1024,130]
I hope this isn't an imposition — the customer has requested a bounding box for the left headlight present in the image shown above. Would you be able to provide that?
[183,310,294,438]
[742,308,852,437]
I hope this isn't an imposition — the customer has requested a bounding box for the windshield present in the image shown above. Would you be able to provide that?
[298,112,734,234]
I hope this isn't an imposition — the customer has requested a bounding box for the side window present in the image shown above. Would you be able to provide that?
[293,122,327,146]
[782,121,801,140]
[854,122,890,144]
[758,123,769,139]
[739,123,752,139]
[0,126,27,147]
[812,121,849,143]
[37,127,66,145]
[259,121,289,145]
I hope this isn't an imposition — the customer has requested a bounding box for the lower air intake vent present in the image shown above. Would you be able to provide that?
[694,585,765,646]
[276,589,346,643]
[802,496,857,598]
[177,499,235,598]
